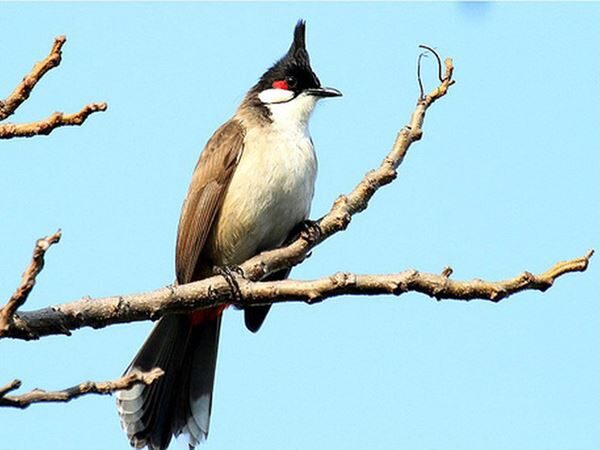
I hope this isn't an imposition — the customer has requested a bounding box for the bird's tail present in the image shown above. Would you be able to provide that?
[116,312,221,450]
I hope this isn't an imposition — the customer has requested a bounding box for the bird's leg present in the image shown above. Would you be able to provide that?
[213,265,245,303]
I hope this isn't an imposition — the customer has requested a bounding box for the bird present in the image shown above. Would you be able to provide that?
[116,20,341,450]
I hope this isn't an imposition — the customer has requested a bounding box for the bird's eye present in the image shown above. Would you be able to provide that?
[285,76,298,89]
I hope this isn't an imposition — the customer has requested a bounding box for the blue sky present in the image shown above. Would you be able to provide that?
[1,3,599,450]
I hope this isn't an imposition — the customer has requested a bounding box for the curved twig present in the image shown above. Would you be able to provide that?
[418,44,444,82]
[417,51,427,100]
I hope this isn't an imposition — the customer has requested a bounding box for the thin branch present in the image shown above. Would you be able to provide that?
[2,251,592,340]
[0,102,107,139]
[0,368,163,409]
[0,36,66,121]
[0,230,61,335]
[418,45,444,82]
[417,51,427,100]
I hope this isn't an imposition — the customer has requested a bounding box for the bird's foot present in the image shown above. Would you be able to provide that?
[213,265,245,303]
[298,219,322,244]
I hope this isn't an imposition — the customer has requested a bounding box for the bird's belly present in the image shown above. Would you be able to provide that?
[207,133,317,266]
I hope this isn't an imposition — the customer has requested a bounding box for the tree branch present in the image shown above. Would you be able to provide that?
[0,230,61,335]
[0,368,163,409]
[0,102,108,139]
[2,250,592,341]
[0,36,65,121]
[0,49,591,344]
[0,50,457,340]
[0,35,107,139]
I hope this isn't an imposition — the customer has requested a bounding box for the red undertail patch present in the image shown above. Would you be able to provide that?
[189,304,228,326]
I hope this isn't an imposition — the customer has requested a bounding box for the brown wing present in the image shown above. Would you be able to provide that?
[175,120,244,285]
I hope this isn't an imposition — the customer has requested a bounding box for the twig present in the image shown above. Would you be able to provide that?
[0,230,61,335]
[0,36,66,121]
[0,368,163,409]
[418,45,444,82]
[440,266,454,278]
[2,251,592,340]
[417,51,427,100]
[0,102,107,139]
[0,380,21,398]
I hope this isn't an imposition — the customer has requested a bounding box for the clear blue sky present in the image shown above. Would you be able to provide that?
[1,3,599,450]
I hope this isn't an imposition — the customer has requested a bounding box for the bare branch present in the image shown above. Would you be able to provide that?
[0,102,108,139]
[0,35,107,139]
[0,230,61,335]
[0,36,66,121]
[2,251,592,340]
[0,368,163,409]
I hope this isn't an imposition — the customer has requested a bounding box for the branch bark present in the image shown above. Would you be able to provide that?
[0,35,106,139]
[0,368,163,409]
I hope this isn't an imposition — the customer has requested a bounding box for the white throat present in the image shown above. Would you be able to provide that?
[263,92,318,132]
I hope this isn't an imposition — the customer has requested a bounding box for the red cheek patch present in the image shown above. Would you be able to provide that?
[272,80,289,90]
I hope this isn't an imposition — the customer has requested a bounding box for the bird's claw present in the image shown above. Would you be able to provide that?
[299,219,322,243]
[213,265,245,303]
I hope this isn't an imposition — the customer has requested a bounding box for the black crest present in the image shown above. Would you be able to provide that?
[252,20,321,94]
[288,20,310,67]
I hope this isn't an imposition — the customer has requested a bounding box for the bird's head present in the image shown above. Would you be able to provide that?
[247,20,341,124]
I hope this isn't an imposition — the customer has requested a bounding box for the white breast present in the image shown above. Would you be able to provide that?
[208,103,318,265]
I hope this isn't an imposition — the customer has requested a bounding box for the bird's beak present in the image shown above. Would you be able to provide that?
[305,87,343,98]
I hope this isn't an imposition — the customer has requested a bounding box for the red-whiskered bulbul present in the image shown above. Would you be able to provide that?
[116,20,341,449]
